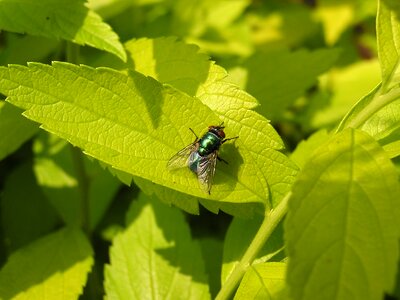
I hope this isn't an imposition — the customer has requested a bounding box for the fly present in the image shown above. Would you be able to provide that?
[167,123,238,194]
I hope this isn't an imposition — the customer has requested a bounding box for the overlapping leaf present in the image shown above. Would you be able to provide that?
[0,0,126,61]
[285,129,400,300]
[1,162,59,251]
[104,194,210,300]
[0,101,38,160]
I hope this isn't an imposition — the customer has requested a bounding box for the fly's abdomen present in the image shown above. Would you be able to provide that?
[198,132,222,156]
[188,151,200,173]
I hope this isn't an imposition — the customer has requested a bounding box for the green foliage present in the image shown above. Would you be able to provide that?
[0,102,38,160]
[0,0,126,61]
[0,0,399,299]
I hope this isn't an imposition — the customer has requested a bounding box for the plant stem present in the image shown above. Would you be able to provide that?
[66,42,91,235]
[346,86,400,129]
[70,146,91,236]
[215,192,291,300]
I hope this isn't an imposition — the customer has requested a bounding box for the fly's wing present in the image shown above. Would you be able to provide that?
[167,143,198,170]
[197,151,218,194]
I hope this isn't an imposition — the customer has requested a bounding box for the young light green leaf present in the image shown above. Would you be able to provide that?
[234,262,287,300]
[336,83,400,145]
[221,216,284,286]
[0,62,275,206]
[0,227,93,299]
[377,0,400,91]
[336,84,381,132]
[0,0,126,61]
[125,37,298,208]
[1,162,59,252]
[0,102,38,161]
[285,129,400,300]
[104,194,210,300]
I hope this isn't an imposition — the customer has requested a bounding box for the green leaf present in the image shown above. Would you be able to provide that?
[245,3,318,49]
[234,262,287,300]
[0,102,38,161]
[316,0,354,45]
[127,37,259,110]
[336,84,381,132]
[104,194,210,300]
[0,0,126,61]
[377,0,400,91]
[308,60,381,128]
[316,0,376,45]
[285,129,400,300]
[0,227,93,299]
[336,83,400,146]
[222,216,284,285]
[125,37,298,208]
[243,48,340,121]
[1,162,59,252]
[0,62,282,208]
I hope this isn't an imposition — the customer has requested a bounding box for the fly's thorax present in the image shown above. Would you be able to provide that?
[198,132,222,156]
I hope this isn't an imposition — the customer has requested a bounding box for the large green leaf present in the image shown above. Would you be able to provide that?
[0,0,126,61]
[125,37,298,208]
[104,194,210,300]
[0,102,38,161]
[0,227,93,300]
[285,129,400,300]
[0,62,276,208]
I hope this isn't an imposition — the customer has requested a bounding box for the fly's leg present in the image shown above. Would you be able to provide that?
[189,128,199,142]
[222,136,239,144]
[219,136,239,164]
[217,156,229,164]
